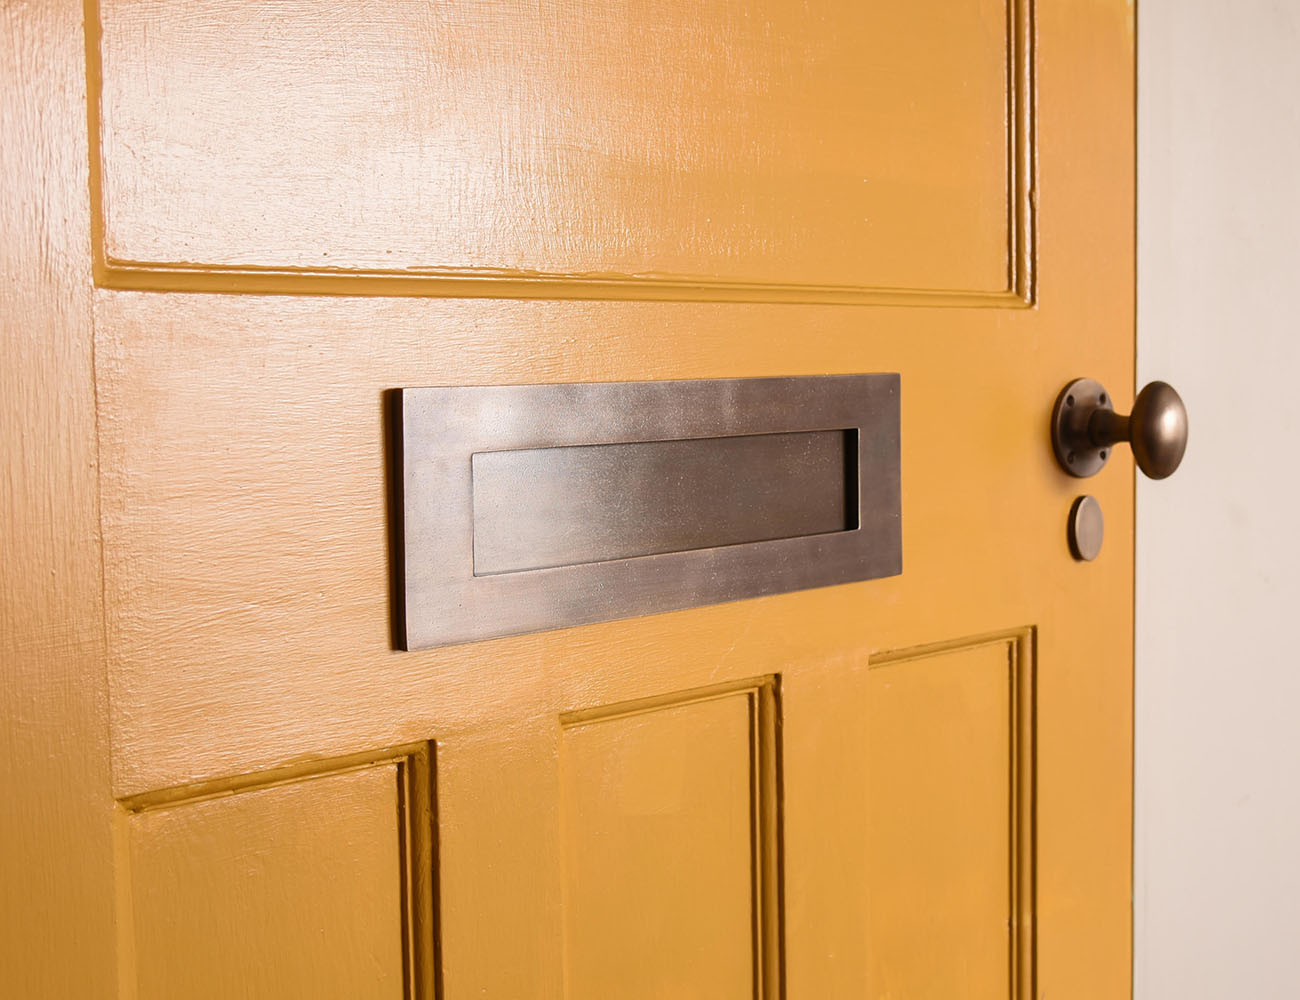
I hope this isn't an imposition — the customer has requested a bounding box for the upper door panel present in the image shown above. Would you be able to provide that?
[94,0,1029,301]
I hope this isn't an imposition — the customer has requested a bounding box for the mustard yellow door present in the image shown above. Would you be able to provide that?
[3,1,1134,997]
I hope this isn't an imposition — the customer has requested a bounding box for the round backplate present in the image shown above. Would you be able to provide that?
[1051,378,1114,478]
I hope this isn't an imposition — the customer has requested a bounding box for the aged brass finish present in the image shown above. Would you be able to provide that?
[397,375,901,649]
[1124,381,1189,479]
[1050,378,1113,477]
[1051,378,1188,479]
[472,430,858,576]
[1067,495,1105,561]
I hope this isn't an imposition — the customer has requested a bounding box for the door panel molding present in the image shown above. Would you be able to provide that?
[868,627,1036,999]
[83,0,1034,307]
[559,676,783,998]
[116,742,439,1000]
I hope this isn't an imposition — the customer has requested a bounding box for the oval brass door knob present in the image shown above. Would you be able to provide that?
[1051,378,1188,479]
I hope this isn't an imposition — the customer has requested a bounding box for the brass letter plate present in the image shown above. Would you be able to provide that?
[396,375,900,649]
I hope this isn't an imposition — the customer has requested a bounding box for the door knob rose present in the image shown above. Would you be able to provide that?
[1051,378,1188,479]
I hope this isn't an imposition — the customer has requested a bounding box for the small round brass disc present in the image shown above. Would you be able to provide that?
[1068,495,1105,561]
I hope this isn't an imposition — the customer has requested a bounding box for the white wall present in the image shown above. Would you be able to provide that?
[1137,2,1300,997]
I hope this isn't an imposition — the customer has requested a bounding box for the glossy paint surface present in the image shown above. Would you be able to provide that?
[4,0,1135,996]
[96,0,1016,300]
[128,765,408,999]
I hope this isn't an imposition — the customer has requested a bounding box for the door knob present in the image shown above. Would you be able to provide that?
[1051,378,1188,479]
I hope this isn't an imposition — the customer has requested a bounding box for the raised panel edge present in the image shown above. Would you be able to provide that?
[869,627,1036,1000]
[559,676,784,999]
[83,0,1034,307]
[112,742,440,1000]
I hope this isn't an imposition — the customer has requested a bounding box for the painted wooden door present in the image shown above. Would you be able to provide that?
[2,1,1134,997]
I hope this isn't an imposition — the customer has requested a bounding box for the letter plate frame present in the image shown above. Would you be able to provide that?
[397,374,900,649]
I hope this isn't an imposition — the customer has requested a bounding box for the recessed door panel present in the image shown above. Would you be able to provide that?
[559,679,781,999]
[94,0,1025,300]
[122,749,436,1000]
[867,632,1035,999]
